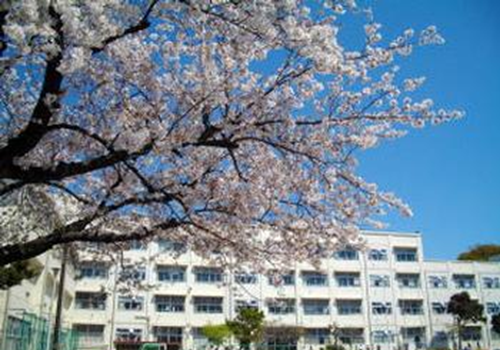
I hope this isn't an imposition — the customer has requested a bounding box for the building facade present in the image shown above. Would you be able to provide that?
[2,231,499,350]
[66,231,500,350]
[0,249,78,350]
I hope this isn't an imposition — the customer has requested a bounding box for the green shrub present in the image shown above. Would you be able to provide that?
[325,345,345,350]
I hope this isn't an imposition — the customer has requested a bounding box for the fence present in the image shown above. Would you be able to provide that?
[3,311,79,350]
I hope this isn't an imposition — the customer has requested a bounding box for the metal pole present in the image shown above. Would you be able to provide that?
[51,245,68,350]
[46,267,59,350]
[108,265,118,347]
[1,288,11,350]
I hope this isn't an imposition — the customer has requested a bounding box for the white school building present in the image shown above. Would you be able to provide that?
[1,231,499,350]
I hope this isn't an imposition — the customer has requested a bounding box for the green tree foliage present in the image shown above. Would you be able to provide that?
[0,259,41,289]
[201,324,232,346]
[447,292,485,350]
[227,308,265,348]
[457,244,500,261]
[492,313,500,335]
[325,346,345,350]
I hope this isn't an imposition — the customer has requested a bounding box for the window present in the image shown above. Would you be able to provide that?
[337,300,362,315]
[157,265,186,282]
[119,266,146,282]
[193,297,223,313]
[394,248,418,262]
[370,274,390,287]
[483,276,500,289]
[155,295,185,312]
[401,327,425,345]
[368,249,388,261]
[301,272,328,286]
[235,273,257,284]
[73,324,104,345]
[193,328,210,347]
[267,299,295,315]
[433,331,449,342]
[129,240,145,250]
[235,299,259,313]
[428,275,448,288]
[431,302,447,315]
[116,328,142,342]
[453,274,476,289]
[399,300,424,315]
[78,263,108,279]
[264,332,298,350]
[158,239,186,253]
[118,296,144,311]
[305,328,330,345]
[268,271,295,286]
[335,272,361,287]
[154,327,183,344]
[75,292,106,310]
[372,302,392,315]
[396,273,420,288]
[335,248,359,260]
[372,331,395,344]
[461,327,481,341]
[486,302,500,315]
[194,267,223,283]
[338,328,364,345]
[303,299,330,315]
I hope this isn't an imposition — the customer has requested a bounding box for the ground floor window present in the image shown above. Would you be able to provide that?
[338,328,364,345]
[372,330,396,344]
[304,328,329,345]
[261,338,297,350]
[260,328,299,350]
[192,328,210,350]
[154,327,183,343]
[115,327,142,342]
[73,324,105,345]
[401,327,426,349]
[461,327,482,341]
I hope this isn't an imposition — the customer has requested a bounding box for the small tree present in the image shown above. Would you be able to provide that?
[201,324,232,348]
[447,292,485,350]
[227,308,265,349]
[201,324,231,347]
[492,314,500,337]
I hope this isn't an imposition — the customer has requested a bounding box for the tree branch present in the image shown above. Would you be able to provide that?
[0,142,153,182]
[0,4,64,167]
[0,7,8,57]
[0,218,179,266]
[91,0,160,54]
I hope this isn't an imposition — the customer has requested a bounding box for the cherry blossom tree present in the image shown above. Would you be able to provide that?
[0,0,463,268]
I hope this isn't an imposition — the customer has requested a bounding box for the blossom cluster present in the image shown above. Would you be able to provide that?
[0,0,463,270]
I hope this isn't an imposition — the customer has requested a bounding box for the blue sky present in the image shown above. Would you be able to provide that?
[355,0,500,260]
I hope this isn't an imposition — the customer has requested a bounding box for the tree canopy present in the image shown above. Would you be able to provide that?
[447,292,485,350]
[0,0,462,268]
[458,244,500,261]
[227,308,265,347]
[447,292,485,324]
[201,324,232,346]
